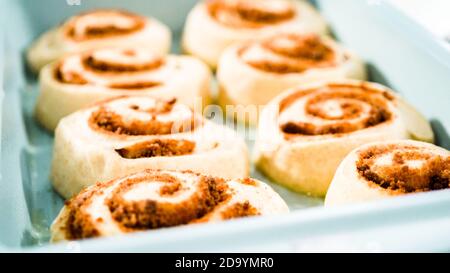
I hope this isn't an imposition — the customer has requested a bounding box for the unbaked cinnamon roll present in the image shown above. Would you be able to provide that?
[217,33,366,124]
[51,96,249,199]
[51,169,289,241]
[182,0,327,68]
[254,80,434,197]
[325,140,450,206]
[35,47,211,131]
[27,9,171,72]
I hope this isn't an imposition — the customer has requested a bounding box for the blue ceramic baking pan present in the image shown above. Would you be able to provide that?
[0,0,449,252]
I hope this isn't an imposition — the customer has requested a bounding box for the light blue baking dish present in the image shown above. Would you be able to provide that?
[0,0,449,252]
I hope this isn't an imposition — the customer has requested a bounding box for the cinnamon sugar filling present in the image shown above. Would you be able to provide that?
[54,64,88,85]
[239,177,258,186]
[89,99,197,136]
[207,0,295,28]
[62,171,265,239]
[65,10,145,41]
[242,34,336,73]
[356,145,450,193]
[83,53,164,73]
[115,139,196,159]
[107,81,161,89]
[221,201,260,219]
[279,85,393,136]
[54,50,163,89]
[105,174,229,230]
[64,183,112,239]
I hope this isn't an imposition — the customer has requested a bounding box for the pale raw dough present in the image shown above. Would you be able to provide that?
[182,0,328,68]
[51,96,249,199]
[51,169,289,241]
[217,34,366,124]
[254,80,434,197]
[324,140,449,206]
[27,10,171,72]
[35,47,211,131]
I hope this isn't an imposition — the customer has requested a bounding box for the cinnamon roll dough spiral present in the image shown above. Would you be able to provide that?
[182,0,327,68]
[217,33,366,124]
[51,169,289,242]
[254,80,434,197]
[35,47,211,131]
[325,140,450,206]
[51,96,249,199]
[27,9,171,72]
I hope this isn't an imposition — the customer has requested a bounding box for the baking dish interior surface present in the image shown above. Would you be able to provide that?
[0,0,449,252]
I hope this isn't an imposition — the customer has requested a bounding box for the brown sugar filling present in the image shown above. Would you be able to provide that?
[105,174,230,230]
[356,144,450,193]
[64,183,111,240]
[115,139,196,159]
[239,177,258,186]
[62,171,265,239]
[207,0,295,28]
[54,50,163,89]
[159,178,182,196]
[65,10,145,41]
[279,85,393,136]
[221,201,260,219]
[107,81,161,89]
[89,99,197,136]
[54,63,88,85]
[242,34,336,73]
[83,53,164,73]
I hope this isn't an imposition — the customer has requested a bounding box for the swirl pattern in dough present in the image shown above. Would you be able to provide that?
[217,33,366,124]
[325,140,450,206]
[27,9,171,72]
[51,169,289,241]
[51,96,249,199]
[182,0,327,68]
[35,46,211,131]
[254,80,434,196]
